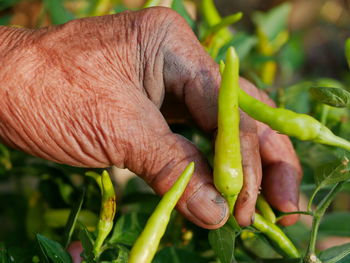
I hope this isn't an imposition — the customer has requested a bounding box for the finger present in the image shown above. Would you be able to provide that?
[239,79,302,226]
[122,94,229,229]
[259,123,301,226]
[159,8,220,133]
[234,111,262,226]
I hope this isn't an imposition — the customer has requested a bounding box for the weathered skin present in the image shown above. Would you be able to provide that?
[0,7,301,228]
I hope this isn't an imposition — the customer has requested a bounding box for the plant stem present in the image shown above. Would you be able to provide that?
[304,182,345,262]
[276,211,313,222]
[308,186,321,212]
[320,105,329,126]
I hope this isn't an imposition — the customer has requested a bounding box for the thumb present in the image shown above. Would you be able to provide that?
[125,97,228,229]
[145,133,228,229]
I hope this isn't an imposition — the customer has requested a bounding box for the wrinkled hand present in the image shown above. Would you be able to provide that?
[0,7,301,229]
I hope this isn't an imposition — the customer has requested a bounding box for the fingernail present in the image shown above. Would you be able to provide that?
[187,184,228,225]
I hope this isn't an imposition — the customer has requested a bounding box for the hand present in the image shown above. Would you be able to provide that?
[0,7,301,229]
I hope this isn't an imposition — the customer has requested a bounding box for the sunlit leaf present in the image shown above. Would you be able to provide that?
[310,87,350,108]
[204,12,242,40]
[315,157,350,189]
[252,3,291,41]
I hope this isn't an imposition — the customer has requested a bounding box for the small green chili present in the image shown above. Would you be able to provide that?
[86,170,116,259]
[214,47,243,213]
[253,213,300,258]
[238,88,350,151]
[129,162,195,263]
[256,195,276,224]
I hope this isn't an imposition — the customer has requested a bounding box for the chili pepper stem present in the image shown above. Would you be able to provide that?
[315,126,350,151]
[226,195,238,214]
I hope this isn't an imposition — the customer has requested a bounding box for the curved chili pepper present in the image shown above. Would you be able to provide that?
[253,213,300,258]
[238,88,350,151]
[129,162,195,263]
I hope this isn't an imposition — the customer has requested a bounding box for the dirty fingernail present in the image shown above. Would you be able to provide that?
[187,184,228,225]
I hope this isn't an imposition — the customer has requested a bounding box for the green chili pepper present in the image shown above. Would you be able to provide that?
[214,47,243,213]
[238,88,350,151]
[256,195,276,224]
[253,213,300,258]
[86,170,116,259]
[129,162,195,263]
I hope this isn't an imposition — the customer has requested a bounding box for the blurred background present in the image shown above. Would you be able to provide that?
[1,0,350,262]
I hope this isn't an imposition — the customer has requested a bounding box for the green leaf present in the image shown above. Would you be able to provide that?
[252,3,292,41]
[114,245,129,263]
[64,186,86,248]
[319,242,350,263]
[208,224,238,263]
[345,38,350,69]
[109,212,148,246]
[204,12,242,39]
[308,158,350,209]
[0,0,21,12]
[153,247,208,263]
[0,15,11,25]
[36,234,72,263]
[309,87,350,108]
[0,243,13,263]
[79,227,95,262]
[319,212,350,236]
[216,32,257,62]
[44,209,98,229]
[171,0,195,30]
[43,0,74,25]
[261,259,302,263]
[315,157,350,189]
[0,144,11,170]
